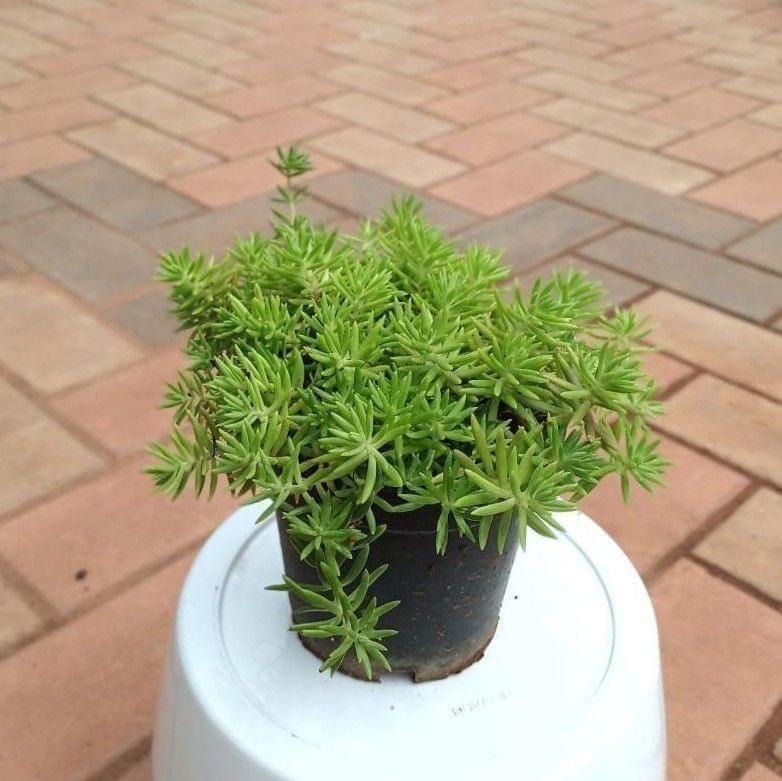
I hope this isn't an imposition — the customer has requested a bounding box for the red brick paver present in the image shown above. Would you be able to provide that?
[0,556,189,781]
[653,561,782,780]
[1,0,782,778]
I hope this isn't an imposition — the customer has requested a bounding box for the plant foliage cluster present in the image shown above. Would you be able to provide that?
[149,148,667,679]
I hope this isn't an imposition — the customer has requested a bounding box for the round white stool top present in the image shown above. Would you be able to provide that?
[153,505,665,781]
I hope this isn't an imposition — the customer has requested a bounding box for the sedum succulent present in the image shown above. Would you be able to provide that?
[148,148,667,679]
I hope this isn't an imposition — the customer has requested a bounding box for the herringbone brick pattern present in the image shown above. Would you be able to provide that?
[0,1,781,779]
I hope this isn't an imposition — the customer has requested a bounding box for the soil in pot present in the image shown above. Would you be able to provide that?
[277,503,518,682]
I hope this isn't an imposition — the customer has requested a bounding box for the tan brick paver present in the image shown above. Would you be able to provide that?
[150,30,248,68]
[726,76,782,103]
[327,39,439,75]
[192,105,342,159]
[1,0,782,777]
[26,40,156,74]
[622,60,728,97]
[524,70,659,111]
[316,91,454,144]
[696,489,782,603]
[533,97,683,148]
[0,59,32,87]
[120,53,241,97]
[68,117,219,180]
[545,132,713,194]
[97,83,231,136]
[310,126,464,186]
[0,22,63,59]
[752,104,782,130]
[519,46,632,82]
[642,87,761,131]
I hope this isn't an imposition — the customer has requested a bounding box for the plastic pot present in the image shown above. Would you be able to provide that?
[277,503,518,681]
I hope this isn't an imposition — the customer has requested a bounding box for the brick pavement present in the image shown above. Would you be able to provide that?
[0,0,781,778]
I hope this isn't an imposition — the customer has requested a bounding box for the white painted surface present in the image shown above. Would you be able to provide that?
[153,505,665,780]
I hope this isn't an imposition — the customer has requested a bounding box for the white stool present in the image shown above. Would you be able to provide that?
[152,505,666,781]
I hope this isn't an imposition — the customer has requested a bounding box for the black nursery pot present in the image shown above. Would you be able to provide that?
[277,503,518,682]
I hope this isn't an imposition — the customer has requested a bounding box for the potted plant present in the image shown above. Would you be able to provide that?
[147,148,667,682]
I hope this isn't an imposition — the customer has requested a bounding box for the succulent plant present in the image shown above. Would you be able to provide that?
[148,148,667,679]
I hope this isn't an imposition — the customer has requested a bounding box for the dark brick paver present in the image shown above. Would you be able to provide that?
[580,227,782,321]
[459,199,615,270]
[561,173,755,250]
